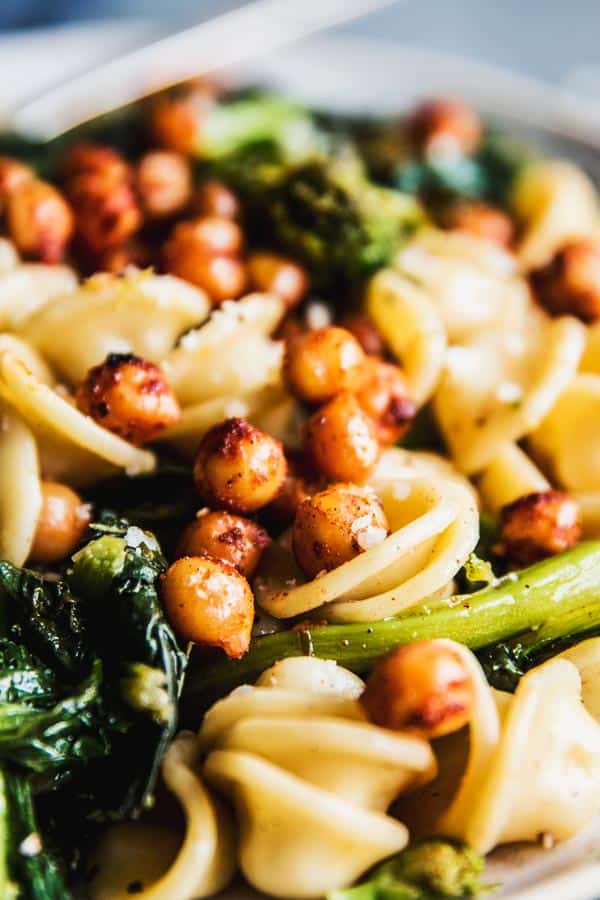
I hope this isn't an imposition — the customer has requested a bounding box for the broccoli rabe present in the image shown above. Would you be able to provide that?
[328,840,485,900]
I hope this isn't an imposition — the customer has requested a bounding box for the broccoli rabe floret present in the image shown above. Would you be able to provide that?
[328,840,486,900]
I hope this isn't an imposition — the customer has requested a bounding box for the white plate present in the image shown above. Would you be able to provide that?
[3,22,600,900]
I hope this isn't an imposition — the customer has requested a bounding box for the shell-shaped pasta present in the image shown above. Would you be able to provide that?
[395,228,528,342]
[0,405,42,565]
[558,638,600,722]
[163,293,285,407]
[0,239,18,272]
[255,448,478,622]
[89,731,236,900]
[477,443,550,514]
[434,312,585,474]
[0,352,155,485]
[512,160,600,270]
[202,657,435,899]
[0,263,77,331]
[366,268,446,405]
[25,270,209,385]
[581,321,600,374]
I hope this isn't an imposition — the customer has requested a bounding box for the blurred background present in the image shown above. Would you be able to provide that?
[1,0,600,86]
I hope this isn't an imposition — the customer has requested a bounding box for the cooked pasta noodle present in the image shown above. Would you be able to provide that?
[477,443,550,514]
[202,657,436,899]
[0,405,41,565]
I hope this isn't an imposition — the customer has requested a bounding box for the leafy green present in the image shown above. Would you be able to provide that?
[328,840,485,900]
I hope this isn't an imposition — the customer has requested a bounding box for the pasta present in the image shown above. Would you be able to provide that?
[89,731,236,900]
[0,405,41,565]
[202,657,436,899]
[477,443,550,514]
[254,448,478,622]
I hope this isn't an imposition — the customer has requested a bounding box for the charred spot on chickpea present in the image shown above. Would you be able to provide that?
[496,490,582,566]
[176,510,271,578]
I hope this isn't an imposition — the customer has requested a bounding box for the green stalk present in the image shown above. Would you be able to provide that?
[184,541,600,709]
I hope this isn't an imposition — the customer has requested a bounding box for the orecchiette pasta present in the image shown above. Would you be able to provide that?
[0,405,41,565]
[0,262,77,331]
[25,270,209,385]
[202,656,436,899]
[89,731,236,900]
[254,448,478,622]
[477,443,550,514]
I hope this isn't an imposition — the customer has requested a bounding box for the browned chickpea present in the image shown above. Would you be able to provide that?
[177,510,271,578]
[354,357,417,446]
[166,250,246,304]
[530,239,600,322]
[0,157,33,196]
[193,417,287,514]
[166,217,243,258]
[442,201,515,247]
[29,481,91,565]
[194,179,240,220]
[67,171,141,254]
[338,315,386,357]
[284,326,366,406]
[292,483,389,578]
[161,555,254,658]
[135,151,192,218]
[246,251,309,310]
[6,179,73,263]
[361,640,475,739]
[263,451,324,528]
[304,392,381,483]
[148,96,199,155]
[497,490,581,566]
[411,97,482,158]
[76,353,180,445]
[59,142,129,182]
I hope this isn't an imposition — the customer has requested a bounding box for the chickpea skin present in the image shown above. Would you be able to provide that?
[148,96,199,154]
[163,217,247,304]
[247,252,309,310]
[76,353,180,445]
[0,157,33,196]
[497,490,581,566]
[284,326,366,406]
[67,172,141,254]
[411,97,482,158]
[161,555,254,658]
[530,238,600,322]
[194,180,240,220]
[60,142,129,182]
[361,640,475,740]
[6,180,74,263]
[354,357,417,446]
[292,484,389,579]
[304,392,381,483]
[194,417,287,514]
[29,481,91,565]
[135,151,192,218]
[338,315,386,357]
[443,201,515,247]
[177,510,271,578]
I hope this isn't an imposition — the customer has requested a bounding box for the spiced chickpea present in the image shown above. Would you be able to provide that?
[148,96,199,154]
[530,238,600,322]
[166,217,243,258]
[177,510,271,578]
[6,179,73,263]
[29,481,91,565]
[361,640,475,739]
[67,172,141,254]
[247,252,309,310]
[166,251,246,304]
[194,417,287,514]
[161,555,254,658]
[292,484,389,579]
[135,151,192,218]
[163,217,247,303]
[354,357,417,445]
[411,97,482,158]
[338,315,386,357]
[304,392,381,483]
[284,326,366,406]
[443,201,515,247]
[0,157,33,197]
[76,353,180,445]
[60,142,129,182]
[194,180,240,220]
[497,490,581,566]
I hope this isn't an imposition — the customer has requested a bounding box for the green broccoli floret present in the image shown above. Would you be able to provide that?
[69,535,126,600]
[328,840,486,900]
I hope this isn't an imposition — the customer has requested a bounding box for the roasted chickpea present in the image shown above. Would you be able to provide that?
[177,510,271,578]
[67,172,141,254]
[194,417,287,514]
[0,157,33,196]
[284,326,366,406]
[161,555,254,658]
[530,239,600,322]
[166,216,243,258]
[411,97,482,158]
[247,252,309,310]
[361,640,475,739]
[292,483,389,578]
[354,357,417,445]
[6,179,73,263]
[263,452,324,528]
[304,392,381,483]
[29,481,91,565]
[135,151,192,218]
[163,217,246,303]
[148,96,199,154]
[59,142,129,182]
[497,490,581,566]
[167,251,246,304]
[442,201,515,247]
[194,179,240,220]
[338,315,386,357]
[76,353,180,445]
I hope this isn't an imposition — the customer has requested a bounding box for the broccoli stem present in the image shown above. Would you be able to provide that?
[184,541,600,708]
